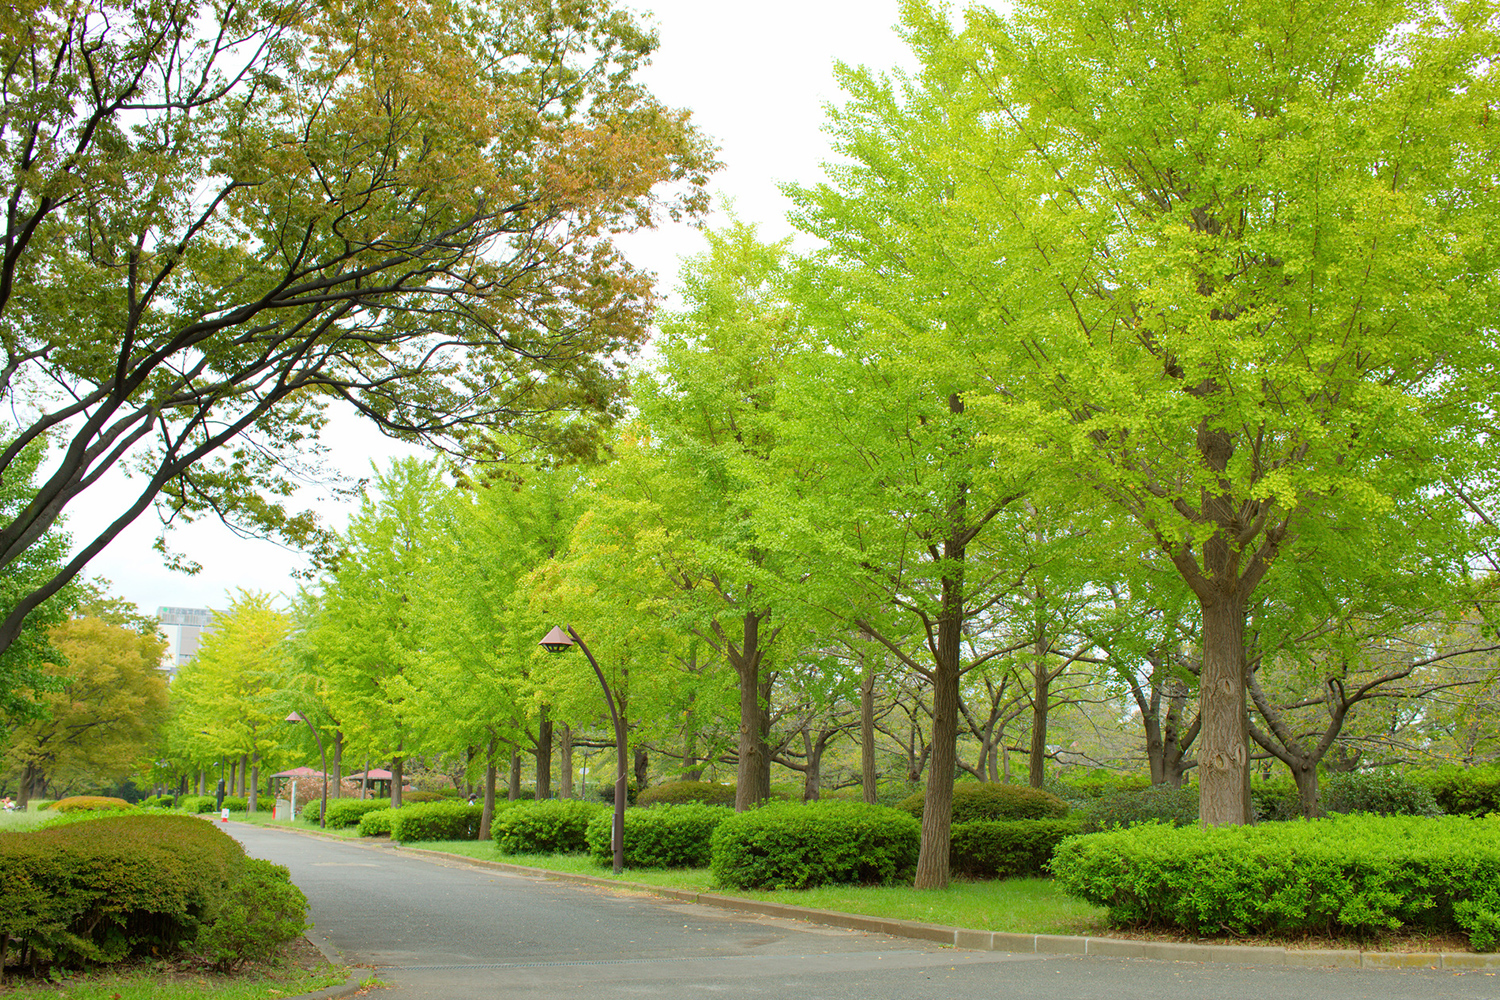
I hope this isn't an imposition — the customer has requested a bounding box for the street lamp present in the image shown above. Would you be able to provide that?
[540,625,626,874]
[286,712,327,828]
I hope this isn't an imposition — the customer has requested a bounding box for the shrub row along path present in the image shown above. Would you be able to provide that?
[229,824,1500,1000]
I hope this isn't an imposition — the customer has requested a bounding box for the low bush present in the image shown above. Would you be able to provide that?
[585,804,730,868]
[401,790,446,804]
[710,801,920,890]
[325,798,391,830]
[597,781,638,806]
[494,800,605,854]
[219,795,247,813]
[1422,765,1500,817]
[194,857,308,972]
[357,807,398,837]
[177,795,217,814]
[636,781,737,808]
[391,802,484,842]
[0,814,257,970]
[949,818,1082,878]
[896,783,1068,823]
[1076,785,1198,833]
[1250,778,1304,822]
[1050,814,1500,950]
[1049,772,1153,802]
[139,794,175,809]
[49,796,137,813]
[1323,770,1441,817]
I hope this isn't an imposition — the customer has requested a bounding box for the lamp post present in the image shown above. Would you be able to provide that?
[540,625,626,874]
[286,712,327,828]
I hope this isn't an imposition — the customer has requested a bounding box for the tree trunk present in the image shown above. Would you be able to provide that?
[229,759,238,797]
[508,748,521,800]
[802,728,822,802]
[1197,595,1248,826]
[331,730,343,798]
[1028,606,1049,789]
[916,624,962,889]
[537,707,553,799]
[732,617,770,811]
[391,756,404,809]
[478,737,498,842]
[361,755,370,800]
[633,746,649,791]
[248,754,259,813]
[861,656,877,805]
[560,725,574,799]
[683,690,702,781]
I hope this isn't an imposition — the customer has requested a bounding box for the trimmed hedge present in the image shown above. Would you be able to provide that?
[177,795,217,814]
[401,790,446,804]
[710,801,920,890]
[585,804,730,868]
[1250,778,1303,822]
[49,796,137,813]
[390,802,484,842]
[635,781,737,808]
[195,857,308,972]
[494,801,605,855]
[1323,770,1441,817]
[326,799,391,830]
[0,814,306,972]
[1050,773,1153,801]
[357,807,399,837]
[1077,785,1198,833]
[949,818,1082,878]
[1050,814,1500,950]
[1423,765,1500,816]
[896,783,1068,823]
[140,794,175,809]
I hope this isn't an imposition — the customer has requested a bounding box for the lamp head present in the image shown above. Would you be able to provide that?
[539,625,574,653]
[285,712,305,724]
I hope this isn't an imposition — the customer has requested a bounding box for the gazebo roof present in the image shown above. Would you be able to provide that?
[345,769,394,780]
[270,767,328,778]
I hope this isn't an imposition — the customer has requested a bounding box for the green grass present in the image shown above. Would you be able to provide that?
[0,958,347,999]
[0,810,56,832]
[405,840,1106,935]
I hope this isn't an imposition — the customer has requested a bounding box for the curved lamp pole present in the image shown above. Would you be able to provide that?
[540,625,626,875]
[286,712,327,828]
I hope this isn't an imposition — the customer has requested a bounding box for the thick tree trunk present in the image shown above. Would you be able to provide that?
[331,730,343,798]
[537,707,553,799]
[1197,595,1248,826]
[391,756,404,809]
[1028,616,1049,789]
[560,725,574,799]
[248,754,259,813]
[801,728,823,802]
[197,769,206,796]
[915,620,962,889]
[861,657,878,804]
[508,749,521,800]
[229,759,238,797]
[732,612,771,811]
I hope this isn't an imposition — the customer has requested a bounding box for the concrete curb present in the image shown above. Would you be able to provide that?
[393,845,1500,972]
[295,931,364,1000]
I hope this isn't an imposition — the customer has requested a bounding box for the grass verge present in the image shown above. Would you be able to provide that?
[407,840,1107,935]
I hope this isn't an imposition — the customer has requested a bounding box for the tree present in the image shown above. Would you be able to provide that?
[4,606,167,806]
[811,0,1500,825]
[0,441,70,725]
[0,0,715,660]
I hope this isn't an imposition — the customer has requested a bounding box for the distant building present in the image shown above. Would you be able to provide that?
[157,607,214,682]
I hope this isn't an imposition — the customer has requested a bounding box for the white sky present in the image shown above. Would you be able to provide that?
[69,0,917,618]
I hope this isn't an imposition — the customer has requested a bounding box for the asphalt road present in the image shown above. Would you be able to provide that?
[229,824,1500,1000]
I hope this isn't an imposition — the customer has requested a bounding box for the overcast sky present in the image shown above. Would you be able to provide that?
[68,0,919,619]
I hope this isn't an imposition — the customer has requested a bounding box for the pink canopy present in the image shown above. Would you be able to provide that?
[270,767,328,778]
[345,769,394,780]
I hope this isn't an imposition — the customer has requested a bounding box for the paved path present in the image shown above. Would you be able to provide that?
[230,824,1500,1000]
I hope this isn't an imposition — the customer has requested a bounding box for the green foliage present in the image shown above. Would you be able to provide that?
[139,795,175,809]
[219,796,248,814]
[325,799,391,830]
[0,814,245,968]
[635,781,736,808]
[194,858,309,972]
[390,802,484,842]
[49,796,137,813]
[1049,773,1152,802]
[949,819,1083,879]
[597,781,639,806]
[1422,766,1500,816]
[1050,814,1500,950]
[494,801,606,855]
[401,790,447,804]
[1324,771,1441,817]
[1077,786,1199,833]
[710,801,921,890]
[356,808,399,837]
[1250,778,1304,823]
[585,804,730,868]
[895,783,1068,823]
[177,795,217,814]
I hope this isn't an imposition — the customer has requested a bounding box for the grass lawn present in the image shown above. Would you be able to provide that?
[0,944,350,999]
[408,840,1107,936]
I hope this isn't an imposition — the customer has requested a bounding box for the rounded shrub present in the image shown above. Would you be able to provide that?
[176,795,217,814]
[494,800,605,855]
[50,795,137,813]
[325,798,391,830]
[1249,777,1304,822]
[401,790,446,804]
[1323,770,1441,817]
[585,804,731,868]
[219,796,247,813]
[140,794,175,809]
[636,781,736,808]
[949,818,1082,878]
[1422,765,1500,816]
[390,802,484,842]
[896,782,1068,823]
[1077,784,1198,832]
[356,807,398,837]
[195,857,309,972]
[710,801,920,890]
